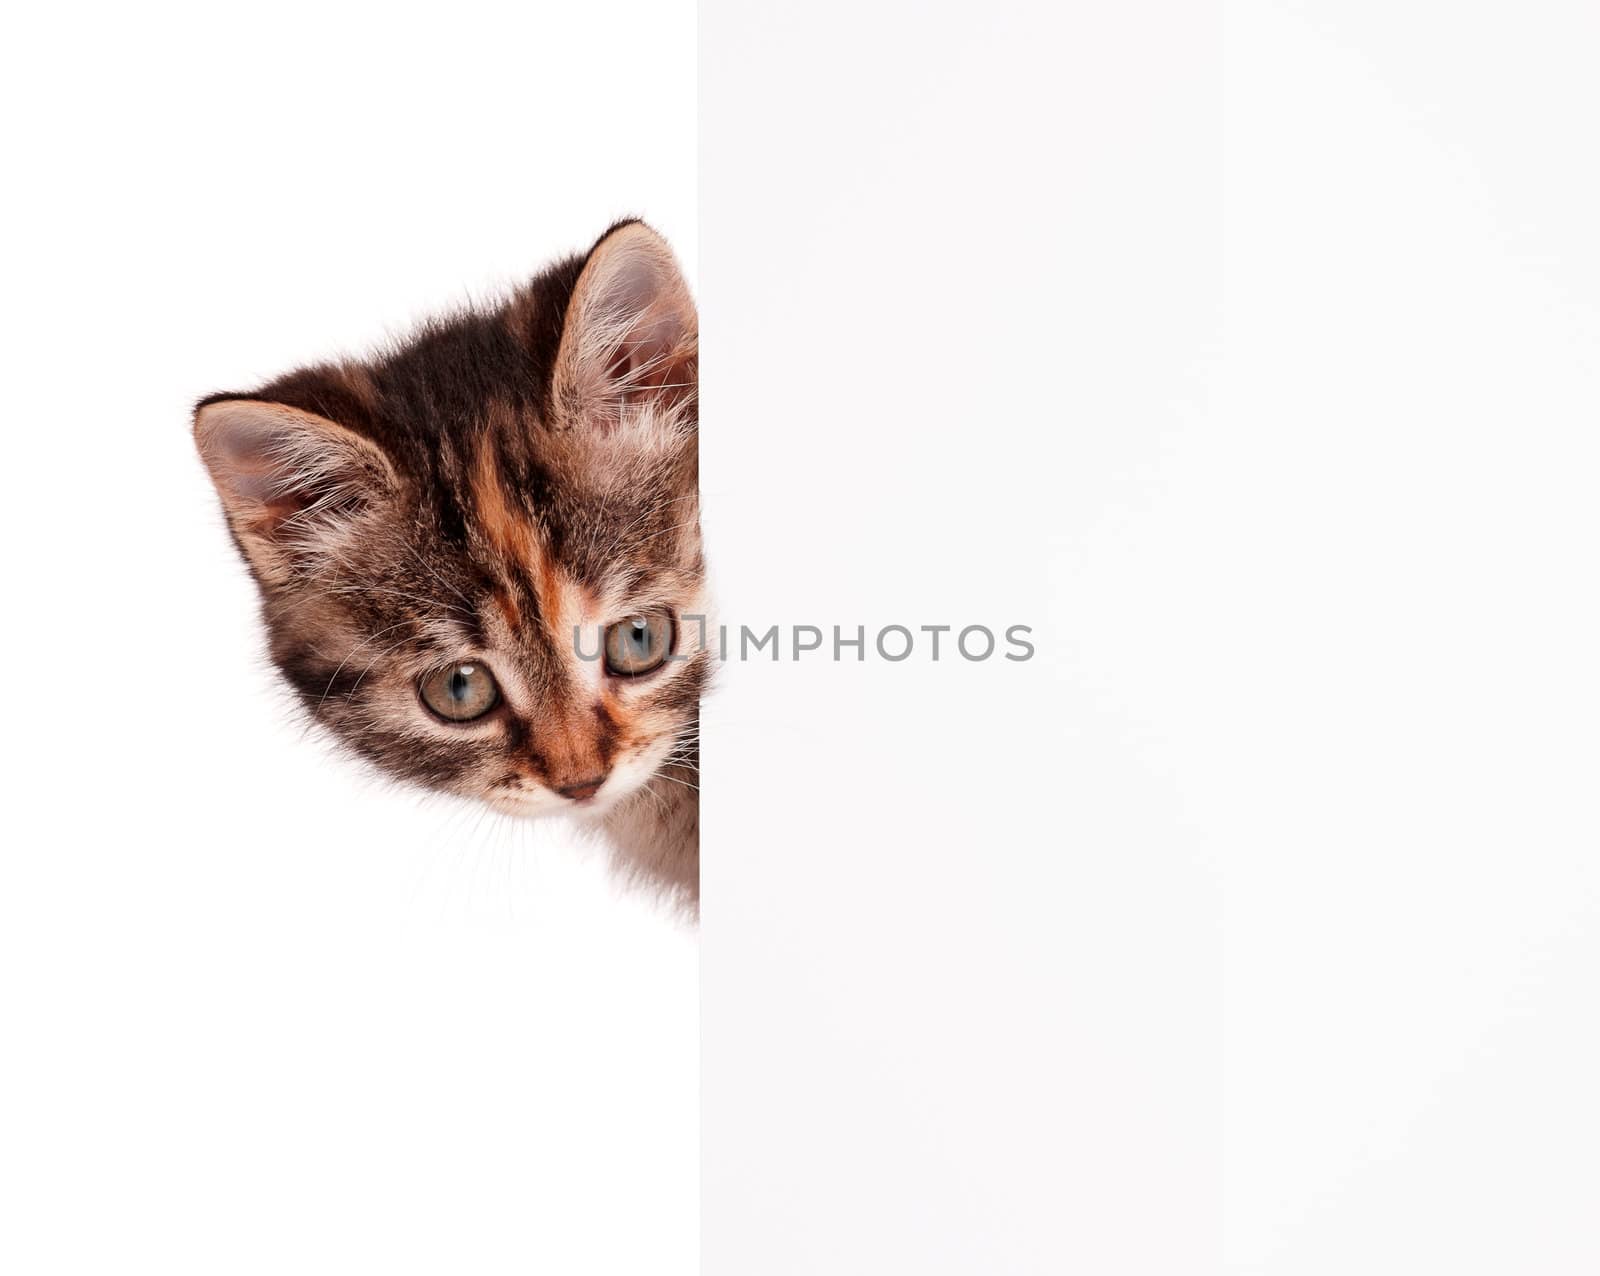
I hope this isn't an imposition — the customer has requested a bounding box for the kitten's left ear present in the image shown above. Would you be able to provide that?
[553,220,697,430]
[193,397,398,587]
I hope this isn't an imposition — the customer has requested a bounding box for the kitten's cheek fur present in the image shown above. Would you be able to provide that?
[598,737,678,806]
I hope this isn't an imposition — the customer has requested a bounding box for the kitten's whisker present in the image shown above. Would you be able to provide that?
[315,620,414,710]
[396,539,476,608]
[632,514,704,545]
[282,535,479,623]
[589,491,701,566]
[345,634,419,700]
[291,582,475,621]
[329,583,473,615]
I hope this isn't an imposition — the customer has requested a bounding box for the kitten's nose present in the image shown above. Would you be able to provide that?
[556,775,607,802]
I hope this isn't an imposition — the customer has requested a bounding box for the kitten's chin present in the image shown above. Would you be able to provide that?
[483,790,567,819]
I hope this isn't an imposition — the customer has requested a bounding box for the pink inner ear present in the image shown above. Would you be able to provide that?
[562,225,696,424]
[219,445,286,506]
[200,410,303,531]
[608,311,692,389]
[196,400,383,542]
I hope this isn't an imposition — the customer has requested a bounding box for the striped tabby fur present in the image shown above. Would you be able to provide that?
[194,222,703,908]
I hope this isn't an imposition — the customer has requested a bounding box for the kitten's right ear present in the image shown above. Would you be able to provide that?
[193,398,397,586]
[552,221,697,432]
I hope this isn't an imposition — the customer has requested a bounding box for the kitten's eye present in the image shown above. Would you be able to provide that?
[604,612,675,676]
[419,661,500,722]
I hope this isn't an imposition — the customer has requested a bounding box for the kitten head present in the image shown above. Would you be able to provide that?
[194,221,704,830]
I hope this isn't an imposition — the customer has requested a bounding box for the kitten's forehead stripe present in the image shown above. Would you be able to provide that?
[490,589,521,634]
[470,438,539,578]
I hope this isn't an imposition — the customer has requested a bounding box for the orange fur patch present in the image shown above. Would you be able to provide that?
[471,432,536,575]
[492,589,521,632]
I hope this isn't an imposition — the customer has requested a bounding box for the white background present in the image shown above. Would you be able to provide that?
[7,3,1600,1273]
[1,5,697,1274]
[703,2,1219,1269]
[705,1,1599,1272]
[1222,4,1600,1269]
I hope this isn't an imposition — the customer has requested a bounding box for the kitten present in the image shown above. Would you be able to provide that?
[194,221,703,907]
